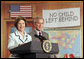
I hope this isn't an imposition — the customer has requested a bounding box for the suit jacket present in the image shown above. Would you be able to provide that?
[28,30,50,58]
[29,30,49,42]
[8,30,32,58]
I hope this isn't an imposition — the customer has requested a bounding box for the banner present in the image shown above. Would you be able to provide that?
[43,8,80,28]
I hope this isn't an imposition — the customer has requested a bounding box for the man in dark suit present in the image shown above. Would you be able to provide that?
[29,17,51,58]
[30,17,50,58]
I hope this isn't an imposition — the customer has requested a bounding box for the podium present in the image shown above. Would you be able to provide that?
[9,41,59,58]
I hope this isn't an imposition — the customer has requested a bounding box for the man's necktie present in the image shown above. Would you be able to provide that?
[39,31,42,42]
[39,31,42,36]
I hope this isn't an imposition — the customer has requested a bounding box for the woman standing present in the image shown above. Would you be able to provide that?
[8,16,32,58]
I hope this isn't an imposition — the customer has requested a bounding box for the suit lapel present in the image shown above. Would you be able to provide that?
[15,30,24,43]
[33,30,41,42]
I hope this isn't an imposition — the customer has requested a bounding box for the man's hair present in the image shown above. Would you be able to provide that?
[34,17,44,23]
[14,16,27,29]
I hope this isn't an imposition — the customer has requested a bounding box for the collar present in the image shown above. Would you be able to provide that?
[14,30,28,43]
[15,30,28,37]
[35,29,42,36]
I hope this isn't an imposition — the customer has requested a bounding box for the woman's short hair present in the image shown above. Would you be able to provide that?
[14,16,27,29]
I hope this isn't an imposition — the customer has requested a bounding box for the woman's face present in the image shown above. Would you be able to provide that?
[17,20,25,32]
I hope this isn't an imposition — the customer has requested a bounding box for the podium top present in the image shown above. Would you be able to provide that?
[9,41,59,54]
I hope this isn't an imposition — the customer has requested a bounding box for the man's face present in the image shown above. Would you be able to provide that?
[35,19,44,31]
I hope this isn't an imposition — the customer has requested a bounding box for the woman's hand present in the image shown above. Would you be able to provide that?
[18,44,25,46]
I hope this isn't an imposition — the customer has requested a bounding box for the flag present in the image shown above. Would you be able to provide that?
[10,5,32,18]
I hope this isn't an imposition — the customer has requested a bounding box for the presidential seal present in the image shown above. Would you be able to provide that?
[42,40,52,53]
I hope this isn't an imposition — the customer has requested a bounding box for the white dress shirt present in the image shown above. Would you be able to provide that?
[35,29,42,36]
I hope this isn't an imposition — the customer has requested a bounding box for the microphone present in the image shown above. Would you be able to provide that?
[34,34,47,41]
[39,35,47,40]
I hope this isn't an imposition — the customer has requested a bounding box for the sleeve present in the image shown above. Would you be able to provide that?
[29,35,32,42]
[44,32,49,40]
[8,34,18,50]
